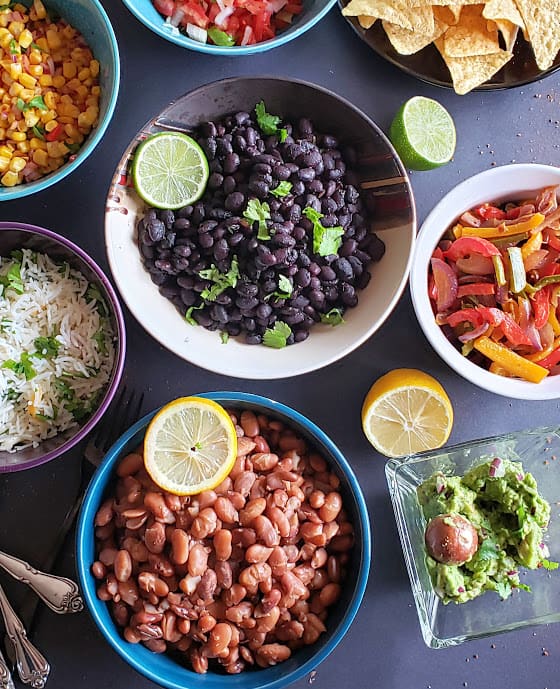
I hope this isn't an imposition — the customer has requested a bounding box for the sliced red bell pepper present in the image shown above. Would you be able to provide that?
[536,346,560,369]
[531,285,552,329]
[475,203,506,221]
[543,228,560,253]
[456,283,496,298]
[446,306,532,347]
[445,308,484,330]
[45,123,63,141]
[444,236,501,262]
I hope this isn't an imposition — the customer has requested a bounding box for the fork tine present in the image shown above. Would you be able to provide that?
[91,384,127,449]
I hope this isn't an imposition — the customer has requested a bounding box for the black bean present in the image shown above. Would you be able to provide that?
[213,238,229,262]
[224,153,240,174]
[140,244,154,259]
[332,257,353,281]
[180,289,196,306]
[208,172,223,190]
[300,150,322,168]
[308,179,324,195]
[192,203,205,224]
[199,234,214,249]
[210,304,229,323]
[274,165,291,181]
[347,255,363,277]
[249,179,269,198]
[235,111,250,126]
[159,233,176,249]
[201,137,217,159]
[319,266,336,282]
[245,333,262,345]
[150,271,167,286]
[294,329,309,343]
[225,192,245,212]
[298,118,313,136]
[256,303,273,320]
[253,163,272,175]
[146,218,165,242]
[341,282,358,307]
[298,167,315,183]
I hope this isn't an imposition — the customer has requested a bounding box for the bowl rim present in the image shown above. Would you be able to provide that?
[0,0,120,201]
[0,221,126,472]
[410,163,560,401]
[76,390,372,689]
[105,75,416,379]
[120,0,338,54]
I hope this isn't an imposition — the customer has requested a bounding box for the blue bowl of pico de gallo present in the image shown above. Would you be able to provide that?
[120,0,337,54]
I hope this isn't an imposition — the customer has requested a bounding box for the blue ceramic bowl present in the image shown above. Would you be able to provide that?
[121,0,337,55]
[0,0,119,201]
[77,391,371,689]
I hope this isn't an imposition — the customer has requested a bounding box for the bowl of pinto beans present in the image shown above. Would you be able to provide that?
[411,163,560,400]
[76,391,371,689]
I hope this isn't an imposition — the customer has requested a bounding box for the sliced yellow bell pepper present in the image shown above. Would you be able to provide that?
[473,336,549,383]
[521,230,543,260]
[548,308,560,336]
[461,213,545,239]
[452,223,463,239]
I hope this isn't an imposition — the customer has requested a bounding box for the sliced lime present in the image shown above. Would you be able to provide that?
[132,132,209,210]
[389,96,456,171]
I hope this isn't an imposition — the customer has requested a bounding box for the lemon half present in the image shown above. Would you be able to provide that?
[361,369,454,458]
[144,397,237,495]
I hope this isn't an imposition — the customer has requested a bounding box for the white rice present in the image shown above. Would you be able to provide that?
[0,249,116,453]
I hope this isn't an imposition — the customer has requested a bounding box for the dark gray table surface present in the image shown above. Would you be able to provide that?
[1,2,560,687]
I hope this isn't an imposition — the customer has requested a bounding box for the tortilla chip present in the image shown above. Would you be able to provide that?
[442,5,501,57]
[358,14,377,28]
[495,18,519,51]
[383,17,448,54]
[482,0,524,28]
[435,37,513,93]
[342,0,434,33]
[433,5,461,24]
[513,0,560,70]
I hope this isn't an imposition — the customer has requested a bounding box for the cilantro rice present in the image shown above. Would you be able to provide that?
[0,249,115,453]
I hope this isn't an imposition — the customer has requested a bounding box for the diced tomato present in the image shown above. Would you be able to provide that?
[154,0,175,15]
[531,286,551,330]
[178,1,210,28]
[475,203,506,221]
[456,283,495,298]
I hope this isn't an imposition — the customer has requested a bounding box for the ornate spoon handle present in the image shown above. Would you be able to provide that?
[0,551,83,615]
[0,648,14,689]
[0,583,49,688]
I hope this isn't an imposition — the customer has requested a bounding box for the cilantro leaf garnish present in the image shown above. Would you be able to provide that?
[265,274,293,302]
[303,207,344,257]
[254,101,288,141]
[199,257,240,301]
[93,330,107,355]
[263,321,292,348]
[28,95,48,111]
[476,537,500,562]
[495,581,512,599]
[86,283,108,316]
[243,199,271,240]
[270,181,292,198]
[207,27,235,46]
[541,559,559,571]
[320,308,345,326]
[220,331,229,344]
[0,259,24,296]
[2,352,36,380]
[185,304,204,325]
[33,336,60,359]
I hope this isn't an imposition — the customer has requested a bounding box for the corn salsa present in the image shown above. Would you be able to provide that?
[0,0,100,187]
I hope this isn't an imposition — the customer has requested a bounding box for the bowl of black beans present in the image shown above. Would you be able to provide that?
[105,77,416,379]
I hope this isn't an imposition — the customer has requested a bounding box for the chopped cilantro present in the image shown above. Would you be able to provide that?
[86,283,108,316]
[515,582,532,592]
[207,27,235,46]
[199,257,240,301]
[303,207,344,257]
[243,199,271,240]
[185,304,204,325]
[541,559,559,571]
[220,331,229,344]
[264,274,293,302]
[4,388,20,402]
[320,308,345,326]
[476,537,500,562]
[0,260,24,295]
[9,38,18,54]
[2,352,36,380]
[93,330,107,355]
[16,97,26,112]
[254,101,288,141]
[32,124,45,140]
[263,321,292,348]
[270,181,292,198]
[66,142,81,154]
[495,581,512,599]
[28,95,47,111]
[54,378,95,421]
[33,336,60,359]
[0,318,11,332]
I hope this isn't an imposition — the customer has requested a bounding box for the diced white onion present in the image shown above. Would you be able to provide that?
[214,6,235,26]
[186,23,208,42]
[269,0,288,13]
[170,8,185,26]
[240,25,253,45]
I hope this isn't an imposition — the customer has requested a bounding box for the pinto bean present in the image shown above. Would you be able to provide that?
[239,497,266,525]
[95,499,114,527]
[266,506,290,538]
[92,561,106,579]
[145,521,166,554]
[144,492,176,523]
[171,528,190,565]
[214,496,238,523]
[240,410,260,437]
[188,543,209,577]
[114,550,132,582]
[254,515,279,547]
[236,436,256,457]
[319,492,342,522]
[252,452,279,471]
[245,544,274,563]
[256,643,291,667]
[117,452,144,477]
[215,560,233,589]
[191,507,219,539]
[213,529,232,561]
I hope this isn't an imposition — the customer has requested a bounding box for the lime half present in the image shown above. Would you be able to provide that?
[389,96,456,171]
[132,132,209,209]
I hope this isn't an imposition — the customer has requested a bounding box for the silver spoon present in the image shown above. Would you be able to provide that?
[0,583,49,688]
[0,551,83,615]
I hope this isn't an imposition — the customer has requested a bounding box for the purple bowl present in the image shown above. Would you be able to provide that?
[0,222,126,473]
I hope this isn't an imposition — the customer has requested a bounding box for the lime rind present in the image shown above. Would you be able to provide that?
[132,132,209,210]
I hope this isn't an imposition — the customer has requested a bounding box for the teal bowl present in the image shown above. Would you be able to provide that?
[77,391,371,689]
[121,0,337,55]
[0,0,119,201]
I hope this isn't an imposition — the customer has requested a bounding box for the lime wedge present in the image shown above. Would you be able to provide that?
[389,96,456,171]
[132,132,209,209]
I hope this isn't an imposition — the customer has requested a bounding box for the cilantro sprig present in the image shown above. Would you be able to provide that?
[0,260,24,296]
[303,207,344,257]
[33,336,60,359]
[270,181,292,198]
[320,308,345,326]
[2,352,36,380]
[255,101,288,142]
[263,321,292,348]
[199,257,240,301]
[243,199,271,241]
[265,275,293,302]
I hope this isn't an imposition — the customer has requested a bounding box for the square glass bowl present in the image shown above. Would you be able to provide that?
[385,427,560,648]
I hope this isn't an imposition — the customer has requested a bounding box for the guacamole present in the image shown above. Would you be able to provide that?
[417,457,554,604]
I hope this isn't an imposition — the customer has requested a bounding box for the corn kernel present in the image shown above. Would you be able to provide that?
[18,28,33,48]
[62,61,76,79]
[32,0,47,19]
[29,138,46,150]
[38,74,52,86]
[0,155,10,173]
[35,36,48,51]
[91,86,100,97]
[28,49,42,65]
[64,123,79,138]
[44,119,58,132]
[24,110,39,127]
[51,75,65,88]
[46,28,61,50]
[8,130,26,142]
[16,140,30,153]
[40,110,55,123]
[18,72,36,89]
[8,82,22,97]
[32,148,48,166]
[0,145,13,157]
[58,103,79,118]
[9,63,22,80]
[28,64,43,77]
[89,60,100,78]
[77,67,90,82]
[57,116,73,124]
[9,156,25,172]
[8,21,25,39]
[44,91,57,109]
[1,170,19,186]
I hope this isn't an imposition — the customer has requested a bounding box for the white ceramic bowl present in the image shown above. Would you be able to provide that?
[105,77,416,379]
[410,163,560,401]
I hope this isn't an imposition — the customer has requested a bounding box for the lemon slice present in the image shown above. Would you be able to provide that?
[144,397,237,495]
[361,369,453,458]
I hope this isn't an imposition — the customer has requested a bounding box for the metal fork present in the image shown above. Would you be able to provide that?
[11,387,144,639]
